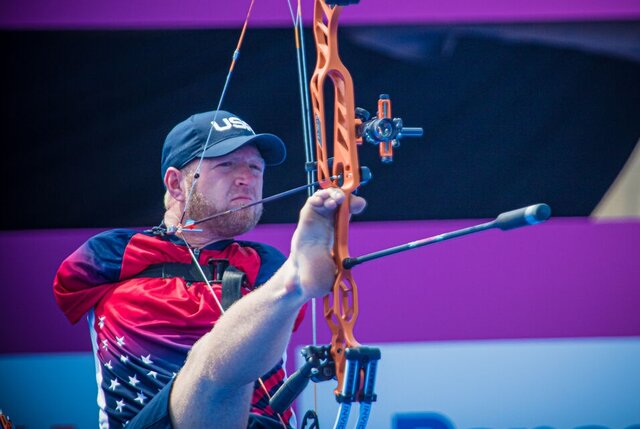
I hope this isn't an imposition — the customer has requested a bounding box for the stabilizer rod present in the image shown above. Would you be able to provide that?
[343,203,551,269]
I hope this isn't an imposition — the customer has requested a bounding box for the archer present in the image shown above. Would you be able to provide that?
[54,110,366,429]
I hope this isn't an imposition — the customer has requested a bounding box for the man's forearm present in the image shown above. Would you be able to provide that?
[190,259,304,384]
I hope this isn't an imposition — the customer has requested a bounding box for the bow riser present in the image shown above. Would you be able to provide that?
[310,0,363,399]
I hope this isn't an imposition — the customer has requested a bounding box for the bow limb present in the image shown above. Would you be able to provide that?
[310,0,361,398]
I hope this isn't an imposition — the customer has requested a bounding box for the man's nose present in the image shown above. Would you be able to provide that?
[234,164,257,185]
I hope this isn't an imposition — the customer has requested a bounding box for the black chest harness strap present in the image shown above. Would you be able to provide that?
[133,259,248,311]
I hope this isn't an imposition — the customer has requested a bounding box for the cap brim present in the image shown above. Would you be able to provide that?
[200,133,286,166]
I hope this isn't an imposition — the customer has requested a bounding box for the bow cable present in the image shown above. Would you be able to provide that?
[286,0,321,418]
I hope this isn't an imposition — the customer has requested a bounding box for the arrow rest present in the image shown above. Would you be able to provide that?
[306,159,372,189]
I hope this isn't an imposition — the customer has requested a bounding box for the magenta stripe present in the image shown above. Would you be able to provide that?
[1,218,638,355]
[2,0,640,30]
[288,218,640,348]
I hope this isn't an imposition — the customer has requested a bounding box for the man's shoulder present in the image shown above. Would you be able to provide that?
[235,240,284,254]
[85,228,143,245]
[234,240,286,286]
[80,229,161,264]
[235,240,286,263]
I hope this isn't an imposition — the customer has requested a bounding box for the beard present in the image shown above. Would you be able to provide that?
[188,190,263,238]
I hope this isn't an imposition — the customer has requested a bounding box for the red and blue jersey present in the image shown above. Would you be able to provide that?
[54,229,303,428]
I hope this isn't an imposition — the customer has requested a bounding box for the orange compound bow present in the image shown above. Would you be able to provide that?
[309,0,362,398]
[300,1,421,427]
[308,2,383,426]
[267,1,422,427]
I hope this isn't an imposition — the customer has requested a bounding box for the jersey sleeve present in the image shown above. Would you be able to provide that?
[242,241,307,332]
[248,242,287,286]
[53,229,136,324]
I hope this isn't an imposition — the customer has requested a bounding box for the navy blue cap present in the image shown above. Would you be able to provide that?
[161,110,287,179]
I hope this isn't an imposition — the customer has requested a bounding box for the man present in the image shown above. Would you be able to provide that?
[54,110,366,428]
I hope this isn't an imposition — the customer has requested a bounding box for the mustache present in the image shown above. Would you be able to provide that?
[228,188,259,201]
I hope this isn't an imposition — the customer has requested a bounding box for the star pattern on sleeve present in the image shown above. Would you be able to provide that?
[96,314,171,425]
[128,374,140,387]
[115,399,125,413]
[93,295,192,428]
[134,391,148,405]
[109,378,121,391]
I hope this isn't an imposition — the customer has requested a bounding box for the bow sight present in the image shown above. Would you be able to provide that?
[355,94,423,163]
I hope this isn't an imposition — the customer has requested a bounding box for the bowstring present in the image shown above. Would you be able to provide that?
[286,0,320,419]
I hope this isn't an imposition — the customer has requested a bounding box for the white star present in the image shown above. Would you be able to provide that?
[134,391,148,405]
[104,360,113,370]
[115,399,125,412]
[98,315,106,329]
[101,339,109,350]
[128,374,140,387]
[141,354,153,365]
[120,355,129,364]
[116,336,126,347]
[109,378,121,391]
[147,370,158,379]
[171,372,177,379]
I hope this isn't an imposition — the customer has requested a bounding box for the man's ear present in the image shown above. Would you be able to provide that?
[164,167,188,203]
